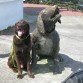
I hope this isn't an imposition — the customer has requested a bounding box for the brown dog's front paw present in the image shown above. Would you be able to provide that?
[29,74,35,78]
[13,68,18,73]
[17,74,23,79]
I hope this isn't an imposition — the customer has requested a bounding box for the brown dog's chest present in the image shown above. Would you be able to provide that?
[13,36,31,62]
[13,35,31,48]
[15,43,30,61]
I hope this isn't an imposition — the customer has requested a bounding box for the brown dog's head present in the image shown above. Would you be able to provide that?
[15,20,30,39]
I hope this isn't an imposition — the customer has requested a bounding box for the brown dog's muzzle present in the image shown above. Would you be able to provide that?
[17,30,25,37]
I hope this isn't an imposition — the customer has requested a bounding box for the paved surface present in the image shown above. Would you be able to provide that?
[0,3,83,83]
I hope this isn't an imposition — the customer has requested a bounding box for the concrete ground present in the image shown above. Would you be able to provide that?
[0,3,83,83]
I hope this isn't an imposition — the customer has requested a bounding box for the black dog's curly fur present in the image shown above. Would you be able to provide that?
[31,5,62,74]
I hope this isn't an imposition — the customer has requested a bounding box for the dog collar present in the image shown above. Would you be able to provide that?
[15,34,30,40]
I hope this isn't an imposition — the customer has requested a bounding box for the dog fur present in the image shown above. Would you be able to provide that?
[7,20,34,78]
[31,5,62,74]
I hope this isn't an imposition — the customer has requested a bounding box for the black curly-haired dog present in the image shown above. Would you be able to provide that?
[7,20,34,79]
[31,5,62,74]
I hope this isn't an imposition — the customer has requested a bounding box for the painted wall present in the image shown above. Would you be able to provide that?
[0,0,23,30]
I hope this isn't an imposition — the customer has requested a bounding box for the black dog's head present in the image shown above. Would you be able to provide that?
[37,5,61,34]
[15,20,30,39]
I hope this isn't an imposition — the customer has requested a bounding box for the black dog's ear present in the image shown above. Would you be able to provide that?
[41,13,47,20]
[55,7,61,24]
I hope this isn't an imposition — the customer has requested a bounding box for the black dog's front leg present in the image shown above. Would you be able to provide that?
[53,52,62,74]
[31,36,41,66]
[32,45,37,67]
[31,40,41,70]
[53,54,60,74]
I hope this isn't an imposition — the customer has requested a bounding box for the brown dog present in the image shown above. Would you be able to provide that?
[7,20,34,79]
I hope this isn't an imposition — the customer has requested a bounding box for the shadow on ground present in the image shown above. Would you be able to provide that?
[1,53,83,77]
[32,53,83,75]
[0,53,10,58]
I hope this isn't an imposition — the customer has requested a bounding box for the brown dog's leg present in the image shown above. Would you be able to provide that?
[7,55,13,67]
[7,55,18,73]
[14,54,22,79]
[27,59,34,78]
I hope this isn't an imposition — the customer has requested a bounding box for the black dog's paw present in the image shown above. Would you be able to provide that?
[53,69,62,75]
[36,55,41,61]
[58,55,63,62]
[53,64,62,74]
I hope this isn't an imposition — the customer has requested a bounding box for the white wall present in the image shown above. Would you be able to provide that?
[0,0,23,30]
